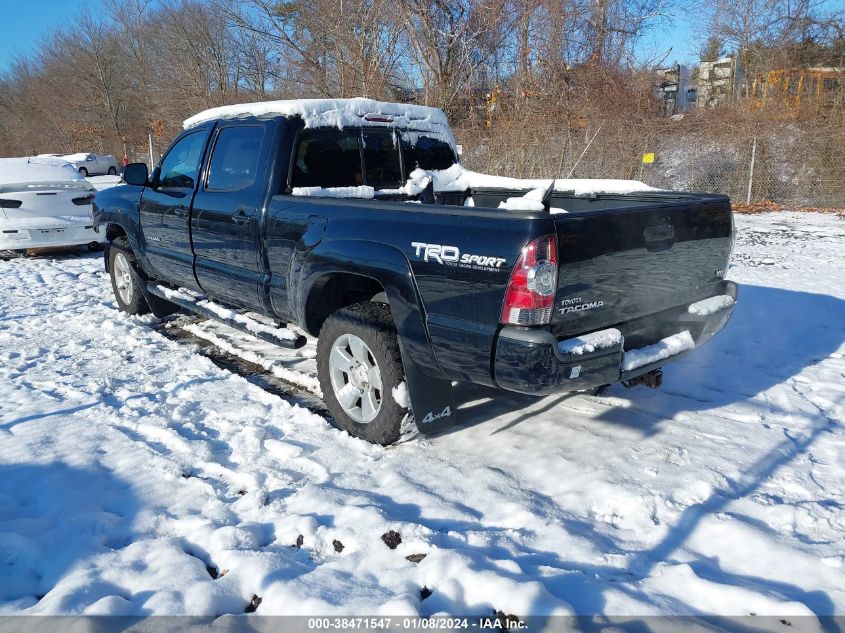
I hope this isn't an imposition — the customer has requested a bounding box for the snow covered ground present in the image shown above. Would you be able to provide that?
[0,212,843,619]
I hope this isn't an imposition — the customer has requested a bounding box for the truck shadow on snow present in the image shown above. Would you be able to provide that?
[511,408,840,624]
[0,462,139,610]
[428,283,843,620]
[0,247,102,261]
[440,283,845,439]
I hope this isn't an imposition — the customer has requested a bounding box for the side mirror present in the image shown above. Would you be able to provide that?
[123,163,149,186]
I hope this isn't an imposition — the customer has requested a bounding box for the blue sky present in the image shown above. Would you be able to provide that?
[641,10,700,67]
[0,0,89,72]
[0,0,700,74]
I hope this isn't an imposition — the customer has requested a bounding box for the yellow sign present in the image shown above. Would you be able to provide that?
[642,152,655,164]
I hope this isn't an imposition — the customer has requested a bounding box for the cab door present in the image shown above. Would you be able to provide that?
[191,123,271,310]
[138,127,211,288]
[93,154,110,174]
[79,154,96,174]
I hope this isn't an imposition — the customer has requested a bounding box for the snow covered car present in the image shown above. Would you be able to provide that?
[0,156,100,251]
[60,153,121,177]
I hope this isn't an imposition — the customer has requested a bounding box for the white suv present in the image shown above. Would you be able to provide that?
[60,153,121,177]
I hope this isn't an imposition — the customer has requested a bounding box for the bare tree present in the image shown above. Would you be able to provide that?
[398,0,515,111]
[231,0,406,99]
[701,0,843,91]
[586,0,674,67]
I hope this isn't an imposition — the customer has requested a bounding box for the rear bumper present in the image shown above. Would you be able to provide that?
[0,217,101,250]
[493,280,738,395]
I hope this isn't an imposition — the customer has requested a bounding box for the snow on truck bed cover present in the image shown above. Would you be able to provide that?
[287,164,657,203]
[431,164,658,196]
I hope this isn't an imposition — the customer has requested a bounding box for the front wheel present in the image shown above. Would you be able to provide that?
[78,167,88,177]
[317,302,408,445]
[108,239,149,315]
[108,166,117,175]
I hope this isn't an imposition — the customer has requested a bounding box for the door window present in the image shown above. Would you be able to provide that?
[291,130,362,188]
[362,130,402,188]
[206,126,265,191]
[159,131,207,189]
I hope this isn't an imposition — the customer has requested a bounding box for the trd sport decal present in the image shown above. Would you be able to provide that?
[411,242,506,271]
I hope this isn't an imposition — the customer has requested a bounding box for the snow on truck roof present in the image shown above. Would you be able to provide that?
[183,97,456,145]
[0,156,85,188]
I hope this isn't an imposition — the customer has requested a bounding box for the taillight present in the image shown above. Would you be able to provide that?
[72,194,95,206]
[500,234,558,326]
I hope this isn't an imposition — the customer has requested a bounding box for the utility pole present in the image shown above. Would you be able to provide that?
[746,137,757,204]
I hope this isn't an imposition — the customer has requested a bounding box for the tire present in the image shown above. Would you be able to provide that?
[0,249,26,260]
[108,238,149,315]
[317,302,408,445]
[108,166,117,175]
[78,167,88,177]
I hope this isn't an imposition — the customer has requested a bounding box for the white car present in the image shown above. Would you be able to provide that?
[0,156,101,251]
[60,153,121,177]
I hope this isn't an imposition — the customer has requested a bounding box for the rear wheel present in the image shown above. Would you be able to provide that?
[317,302,408,445]
[109,239,149,315]
[108,166,117,175]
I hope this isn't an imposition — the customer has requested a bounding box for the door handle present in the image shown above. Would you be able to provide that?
[173,205,187,218]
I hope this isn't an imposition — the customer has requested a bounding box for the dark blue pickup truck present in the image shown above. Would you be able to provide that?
[93,98,737,444]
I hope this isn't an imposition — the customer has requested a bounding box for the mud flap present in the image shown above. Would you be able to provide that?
[137,276,182,318]
[400,353,456,434]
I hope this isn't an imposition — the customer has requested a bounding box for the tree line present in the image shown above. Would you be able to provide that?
[0,0,841,160]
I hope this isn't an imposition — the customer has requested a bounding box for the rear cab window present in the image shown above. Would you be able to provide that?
[401,133,456,171]
[288,127,457,194]
[291,130,363,188]
[362,130,402,188]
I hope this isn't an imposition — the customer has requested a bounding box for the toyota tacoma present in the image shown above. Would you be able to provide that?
[93,98,737,444]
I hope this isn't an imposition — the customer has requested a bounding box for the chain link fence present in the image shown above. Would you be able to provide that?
[453,111,845,209]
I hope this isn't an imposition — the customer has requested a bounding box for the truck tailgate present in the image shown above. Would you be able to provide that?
[550,196,734,340]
